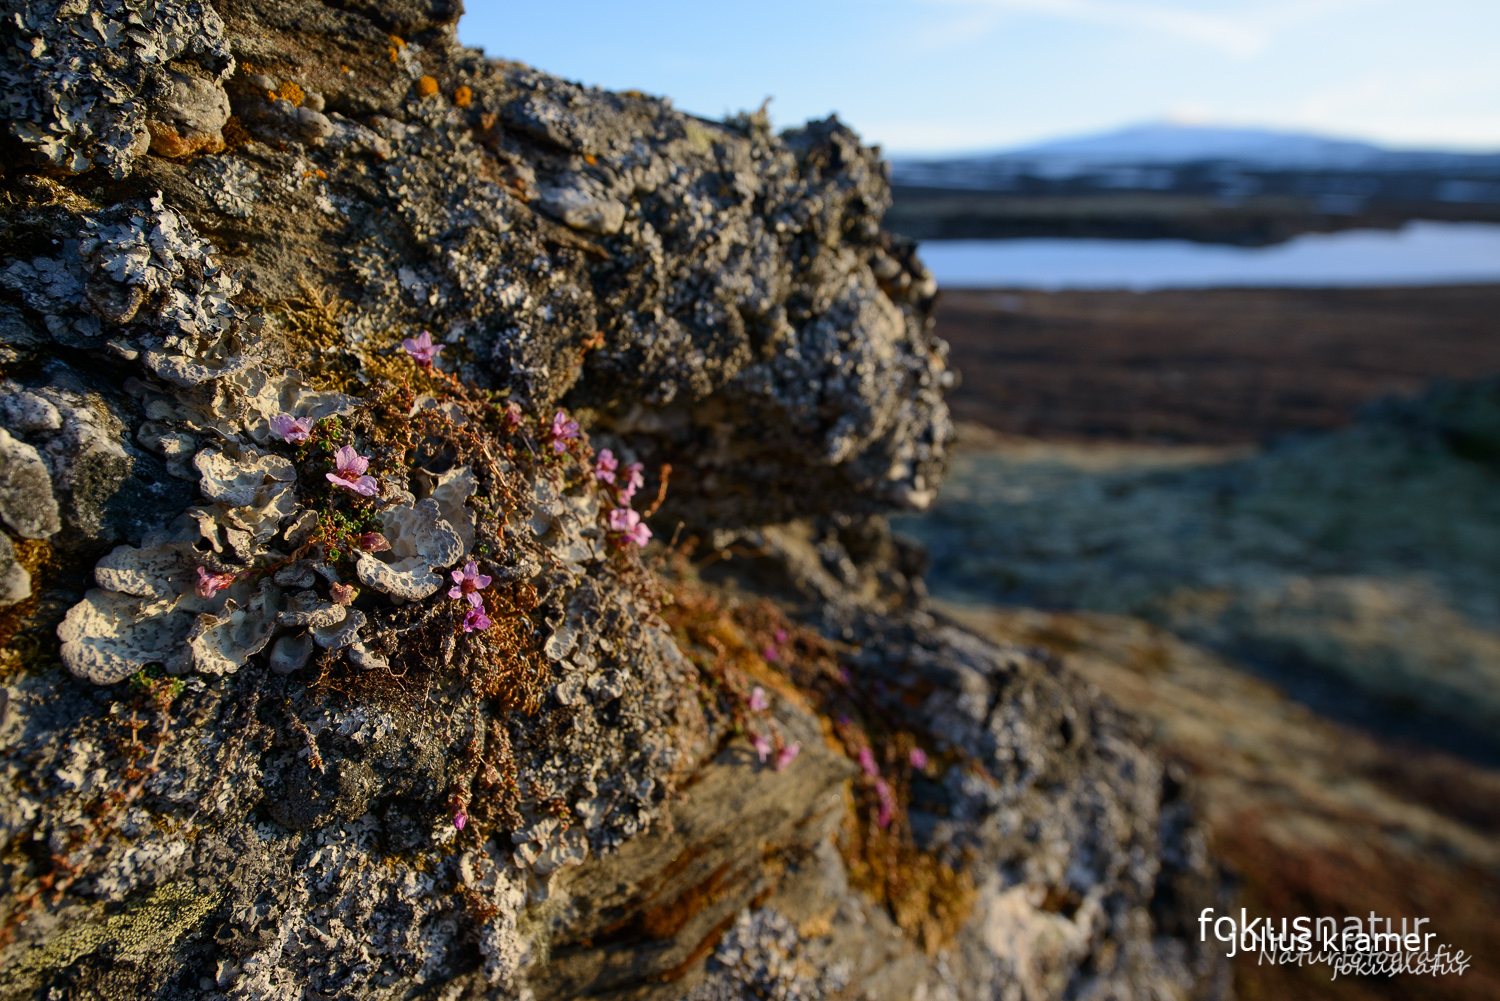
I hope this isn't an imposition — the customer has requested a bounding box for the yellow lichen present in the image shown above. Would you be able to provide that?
[274,80,305,106]
[416,75,439,98]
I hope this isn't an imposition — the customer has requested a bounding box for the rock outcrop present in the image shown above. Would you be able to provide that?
[0,1,1225,998]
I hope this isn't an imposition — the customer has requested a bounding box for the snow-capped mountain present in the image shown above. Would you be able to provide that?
[892,123,1500,189]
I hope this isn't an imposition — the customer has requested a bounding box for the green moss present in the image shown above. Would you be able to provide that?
[0,881,223,993]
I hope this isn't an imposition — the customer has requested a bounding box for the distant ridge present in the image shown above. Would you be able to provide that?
[893,123,1500,188]
[883,121,1500,244]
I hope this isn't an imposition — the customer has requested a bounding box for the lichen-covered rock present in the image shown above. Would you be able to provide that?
[0,532,31,607]
[0,427,60,539]
[355,495,462,600]
[0,2,1225,999]
[0,0,234,178]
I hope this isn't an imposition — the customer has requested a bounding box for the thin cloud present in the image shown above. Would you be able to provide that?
[930,0,1372,59]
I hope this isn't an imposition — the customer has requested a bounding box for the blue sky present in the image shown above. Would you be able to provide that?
[458,0,1500,155]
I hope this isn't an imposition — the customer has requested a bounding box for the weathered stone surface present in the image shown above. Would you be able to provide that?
[0,428,60,539]
[0,2,1225,999]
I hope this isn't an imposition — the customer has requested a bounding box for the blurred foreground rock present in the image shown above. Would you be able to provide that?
[0,1,1224,998]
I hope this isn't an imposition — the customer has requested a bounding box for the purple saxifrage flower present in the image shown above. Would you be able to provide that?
[909,748,928,770]
[619,462,645,503]
[195,566,237,600]
[874,777,895,827]
[774,629,788,644]
[502,401,523,430]
[752,733,772,764]
[549,410,579,453]
[775,743,800,773]
[857,746,878,777]
[448,560,492,607]
[269,413,313,443]
[326,446,378,497]
[358,532,390,553]
[453,812,467,831]
[594,448,618,484]
[608,507,652,546]
[462,607,493,633]
[402,330,443,366]
[762,645,778,663]
[748,686,769,713]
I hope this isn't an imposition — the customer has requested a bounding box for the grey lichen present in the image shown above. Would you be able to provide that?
[0,0,234,177]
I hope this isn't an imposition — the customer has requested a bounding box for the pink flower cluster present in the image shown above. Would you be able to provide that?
[449,560,494,632]
[549,410,579,453]
[327,446,378,497]
[751,733,800,772]
[608,507,652,547]
[762,629,788,664]
[597,449,651,546]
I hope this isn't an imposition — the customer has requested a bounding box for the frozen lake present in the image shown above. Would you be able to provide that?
[918,221,1500,290]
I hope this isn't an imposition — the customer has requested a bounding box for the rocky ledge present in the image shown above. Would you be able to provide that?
[0,1,1226,998]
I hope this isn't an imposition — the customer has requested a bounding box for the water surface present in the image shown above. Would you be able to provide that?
[918,221,1500,290]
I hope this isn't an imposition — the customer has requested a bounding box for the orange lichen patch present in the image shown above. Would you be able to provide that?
[388,34,406,64]
[221,115,252,148]
[416,76,439,98]
[658,566,977,953]
[274,80,305,106]
[145,122,226,158]
[584,154,597,166]
[453,85,472,107]
[638,861,740,939]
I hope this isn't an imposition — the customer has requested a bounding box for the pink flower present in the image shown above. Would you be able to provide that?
[762,645,778,663]
[269,413,313,443]
[448,559,493,607]
[774,629,788,645]
[358,532,390,553]
[549,410,579,453]
[326,445,378,496]
[748,686,769,713]
[462,607,493,632]
[503,401,523,430]
[454,812,467,831]
[608,507,652,547]
[194,566,237,600]
[619,462,645,503]
[402,330,443,366]
[330,582,357,606]
[752,733,772,763]
[909,748,929,770]
[594,448,618,485]
[775,743,800,773]
[857,747,878,777]
[874,778,895,828]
